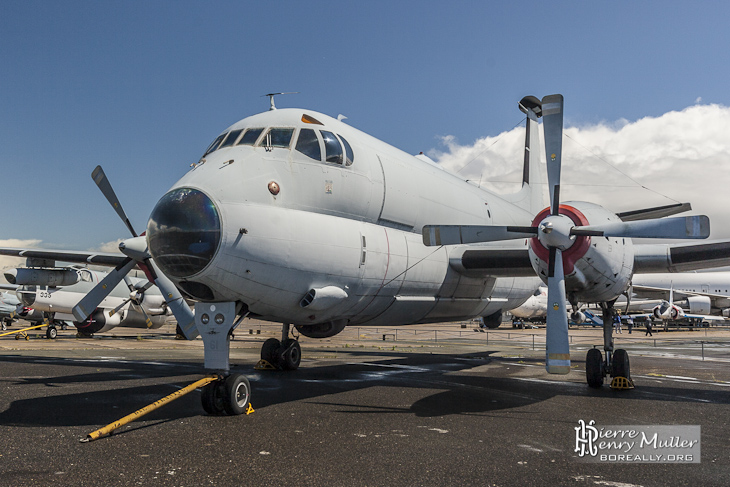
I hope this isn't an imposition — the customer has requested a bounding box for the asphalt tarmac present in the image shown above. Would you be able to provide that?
[1,321,729,486]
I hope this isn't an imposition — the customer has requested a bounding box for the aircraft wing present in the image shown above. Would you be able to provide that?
[0,284,18,291]
[0,247,128,267]
[684,313,727,322]
[634,241,730,273]
[631,284,729,301]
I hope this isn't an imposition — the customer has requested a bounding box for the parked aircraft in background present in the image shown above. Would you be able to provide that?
[0,291,43,330]
[510,286,547,323]
[632,272,730,317]
[2,266,171,338]
[3,93,730,414]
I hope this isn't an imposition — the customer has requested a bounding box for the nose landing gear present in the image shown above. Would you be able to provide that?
[195,302,256,415]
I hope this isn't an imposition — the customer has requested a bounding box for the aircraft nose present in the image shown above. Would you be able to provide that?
[147,188,222,279]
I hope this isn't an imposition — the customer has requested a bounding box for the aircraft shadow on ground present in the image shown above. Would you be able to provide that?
[1,352,728,428]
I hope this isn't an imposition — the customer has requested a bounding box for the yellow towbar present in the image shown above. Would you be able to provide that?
[81,375,219,442]
[0,323,48,339]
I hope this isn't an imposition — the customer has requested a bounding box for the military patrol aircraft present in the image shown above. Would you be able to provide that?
[2,267,170,338]
[2,93,730,414]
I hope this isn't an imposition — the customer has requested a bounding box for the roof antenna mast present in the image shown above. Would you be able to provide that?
[264,92,299,111]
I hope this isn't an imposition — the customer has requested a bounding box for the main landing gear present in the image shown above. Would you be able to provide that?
[585,303,631,388]
[259,322,301,370]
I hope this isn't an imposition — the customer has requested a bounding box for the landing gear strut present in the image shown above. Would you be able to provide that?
[195,302,253,415]
[585,302,631,388]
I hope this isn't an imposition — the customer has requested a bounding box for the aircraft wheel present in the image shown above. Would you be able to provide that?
[280,339,301,371]
[586,348,604,388]
[201,381,226,415]
[612,349,630,379]
[2,321,7,331]
[261,338,281,366]
[15,334,20,340]
[46,326,58,340]
[222,374,251,415]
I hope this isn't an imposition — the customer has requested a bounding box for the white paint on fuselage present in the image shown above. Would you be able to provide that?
[161,109,540,327]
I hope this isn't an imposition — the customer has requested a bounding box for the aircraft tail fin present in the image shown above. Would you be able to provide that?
[502,96,546,214]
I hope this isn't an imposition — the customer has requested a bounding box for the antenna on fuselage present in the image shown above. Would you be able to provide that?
[263,92,299,111]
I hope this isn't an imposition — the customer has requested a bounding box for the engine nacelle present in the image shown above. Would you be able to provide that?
[528,202,634,304]
[686,295,711,315]
[73,308,122,334]
[570,310,586,323]
[723,308,730,318]
[295,319,347,338]
[5,268,80,287]
[653,308,662,319]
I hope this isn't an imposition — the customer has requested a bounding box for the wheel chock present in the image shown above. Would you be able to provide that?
[245,403,255,415]
[610,376,635,390]
[255,359,277,370]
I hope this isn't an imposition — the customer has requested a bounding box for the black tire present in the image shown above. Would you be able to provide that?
[222,374,251,415]
[201,381,225,415]
[46,326,57,340]
[280,339,301,371]
[261,338,281,366]
[482,311,502,329]
[586,348,604,388]
[612,349,630,379]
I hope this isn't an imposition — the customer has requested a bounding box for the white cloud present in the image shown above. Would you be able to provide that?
[430,103,730,239]
[91,239,123,253]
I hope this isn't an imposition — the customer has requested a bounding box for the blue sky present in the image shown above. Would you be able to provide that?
[2,1,730,250]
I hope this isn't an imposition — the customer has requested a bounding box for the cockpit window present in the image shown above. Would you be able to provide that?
[203,133,226,156]
[218,129,243,149]
[261,128,294,148]
[321,130,343,164]
[237,128,264,146]
[295,128,321,160]
[339,135,354,166]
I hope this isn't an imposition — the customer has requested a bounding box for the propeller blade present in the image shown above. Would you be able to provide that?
[91,165,138,237]
[147,259,198,339]
[108,298,131,318]
[72,258,137,321]
[541,94,564,216]
[422,225,537,246]
[545,247,571,374]
[571,215,710,239]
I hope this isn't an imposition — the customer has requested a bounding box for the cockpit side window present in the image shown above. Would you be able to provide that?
[339,135,354,166]
[261,128,295,148]
[321,130,343,164]
[203,133,226,156]
[218,129,243,149]
[237,128,264,146]
[295,128,321,161]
